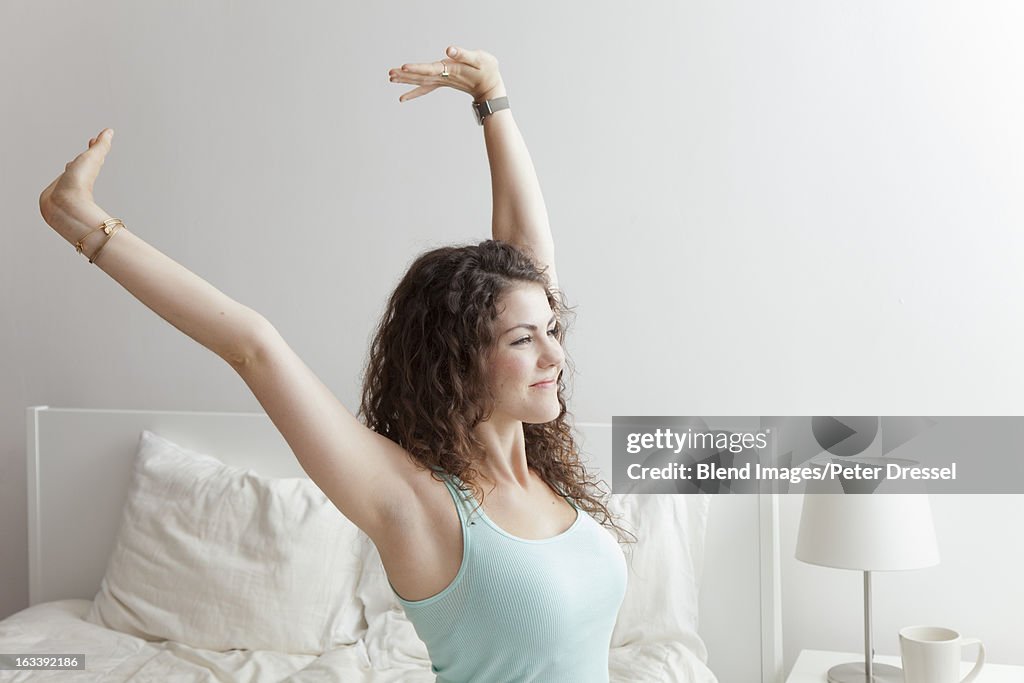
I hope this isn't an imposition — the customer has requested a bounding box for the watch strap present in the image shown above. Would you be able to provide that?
[472,96,510,125]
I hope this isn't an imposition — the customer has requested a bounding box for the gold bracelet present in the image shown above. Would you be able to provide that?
[89,222,125,264]
[74,218,125,264]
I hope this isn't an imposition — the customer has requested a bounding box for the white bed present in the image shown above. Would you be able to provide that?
[1,406,783,682]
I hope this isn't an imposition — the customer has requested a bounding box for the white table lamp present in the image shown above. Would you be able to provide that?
[796,467,940,683]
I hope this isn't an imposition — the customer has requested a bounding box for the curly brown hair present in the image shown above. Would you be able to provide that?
[357,239,636,546]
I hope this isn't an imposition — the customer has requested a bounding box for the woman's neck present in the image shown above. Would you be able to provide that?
[471,419,530,490]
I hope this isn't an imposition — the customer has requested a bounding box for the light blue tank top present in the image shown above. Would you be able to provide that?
[388,468,628,683]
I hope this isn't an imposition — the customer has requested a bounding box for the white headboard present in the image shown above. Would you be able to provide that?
[25,405,782,683]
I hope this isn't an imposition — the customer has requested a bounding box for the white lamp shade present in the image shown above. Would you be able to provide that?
[796,493,940,571]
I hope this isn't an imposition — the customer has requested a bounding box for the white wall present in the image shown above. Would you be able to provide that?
[3,0,1023,674]
[780,494,1024,669]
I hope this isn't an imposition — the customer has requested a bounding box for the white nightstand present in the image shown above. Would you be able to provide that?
[786,650,1024,682]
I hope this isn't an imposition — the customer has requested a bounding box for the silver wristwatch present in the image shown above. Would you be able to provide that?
[472,96,510,125]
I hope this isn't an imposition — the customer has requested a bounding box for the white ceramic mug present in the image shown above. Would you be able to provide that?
[899,625,985,683]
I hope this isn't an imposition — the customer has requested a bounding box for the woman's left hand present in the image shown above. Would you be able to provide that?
[388,46,505,103]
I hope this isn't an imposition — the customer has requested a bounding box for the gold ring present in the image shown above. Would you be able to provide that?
[440,62,449,78]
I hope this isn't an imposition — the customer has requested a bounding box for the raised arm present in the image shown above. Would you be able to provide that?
[389,47,558,290]
[476,68,558,291]
[38,129,266,365]
[38,129,420,544]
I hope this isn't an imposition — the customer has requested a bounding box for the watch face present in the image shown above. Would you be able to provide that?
[473,102,484,125]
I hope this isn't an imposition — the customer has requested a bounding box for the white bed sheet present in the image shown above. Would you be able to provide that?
[0,600,381,683]
[0,599,716,682]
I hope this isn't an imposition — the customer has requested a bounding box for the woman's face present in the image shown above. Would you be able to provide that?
[484,284,565,425]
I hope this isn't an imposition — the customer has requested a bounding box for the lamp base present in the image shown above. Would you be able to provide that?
[827,661,903,683]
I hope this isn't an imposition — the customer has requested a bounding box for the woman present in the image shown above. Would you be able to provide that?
[39,46,635,682]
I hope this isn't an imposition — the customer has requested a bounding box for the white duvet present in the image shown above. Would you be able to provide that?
[0,599,717,682]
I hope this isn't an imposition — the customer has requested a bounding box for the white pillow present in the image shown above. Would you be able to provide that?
[353,490,711,666]
[606,492,711,662]
[85,430,366,654]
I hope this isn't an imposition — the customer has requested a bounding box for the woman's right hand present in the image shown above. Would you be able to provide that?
[39,128,115,242]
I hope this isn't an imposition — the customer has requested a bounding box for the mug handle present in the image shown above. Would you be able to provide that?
[959,637,985,683]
